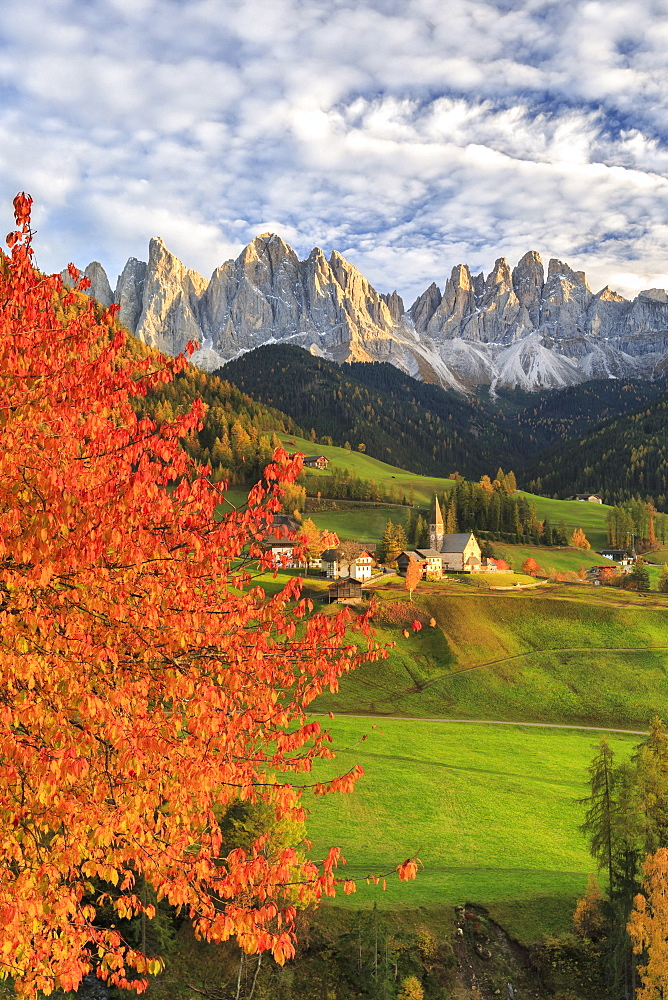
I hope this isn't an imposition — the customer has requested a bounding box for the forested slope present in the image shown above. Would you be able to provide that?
[217,345,517,479]
[526,383,668,508]
[216,345,666,498]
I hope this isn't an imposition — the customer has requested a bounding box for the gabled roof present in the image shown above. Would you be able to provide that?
[415,548,444,559]
[440,532,476,553]
[328,576,363,590]
[320,547,374,562]
[320,548,341,561]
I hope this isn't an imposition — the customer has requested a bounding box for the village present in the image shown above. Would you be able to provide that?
[264,481,641,604]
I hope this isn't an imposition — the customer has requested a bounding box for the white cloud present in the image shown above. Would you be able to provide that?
[1,0,668,307]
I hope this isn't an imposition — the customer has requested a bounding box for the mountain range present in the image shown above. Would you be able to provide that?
[72,234,668,395]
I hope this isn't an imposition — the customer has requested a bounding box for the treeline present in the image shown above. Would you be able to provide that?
[217,344,517,480]
[438,471,569,546]
[606,499,667,549]
[528,381,668,511]
[505,378,662,454]
[579,721,668,998]
[137,366,302,485]
[217,344,668,508]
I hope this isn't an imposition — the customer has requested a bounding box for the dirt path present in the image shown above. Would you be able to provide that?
[320,712,648,735]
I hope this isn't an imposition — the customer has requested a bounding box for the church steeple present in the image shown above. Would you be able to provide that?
[430,494,444,551]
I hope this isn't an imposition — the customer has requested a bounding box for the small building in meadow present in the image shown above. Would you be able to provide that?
[328,577,363,604]
[596,548,634,568]
[564,493,603,503]
[302,454,329,470]
[288,453,330,470]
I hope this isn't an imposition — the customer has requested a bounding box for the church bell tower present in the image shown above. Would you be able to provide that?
[430,495,444,551]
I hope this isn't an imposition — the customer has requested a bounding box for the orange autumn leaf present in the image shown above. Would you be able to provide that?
[0,195,391,998]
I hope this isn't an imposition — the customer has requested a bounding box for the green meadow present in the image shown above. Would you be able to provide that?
[277,431,613,549]
[305,717,638,942]
[223,440,668,943]
[312,587,668,729]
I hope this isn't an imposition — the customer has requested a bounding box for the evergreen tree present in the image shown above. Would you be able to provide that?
[580,738,618,902]
[379,521,408,564]
[629,558,651,592]
[405,508,417,546]
[445,497,458,534]
[415,515,429,549]
[378,520,396,563]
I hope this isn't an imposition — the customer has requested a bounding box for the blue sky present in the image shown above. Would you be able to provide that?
[2,0,668,304]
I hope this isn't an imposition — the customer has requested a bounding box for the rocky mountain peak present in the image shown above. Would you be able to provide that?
[596,285,627,303]
[547,258,590,288]
[409,282,442,333]
[83,262,113,307]
[74,234,668,394]
[639,288,668,303]
[484,258,513,294]
[381,291,405,323]
[512,251,544,327]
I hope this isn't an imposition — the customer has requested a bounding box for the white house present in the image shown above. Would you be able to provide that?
[320,547,375,580]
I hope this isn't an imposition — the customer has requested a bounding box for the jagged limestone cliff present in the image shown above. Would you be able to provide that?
[75,237,668,394]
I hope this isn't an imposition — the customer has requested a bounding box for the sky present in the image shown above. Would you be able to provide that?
[2,0,668,305]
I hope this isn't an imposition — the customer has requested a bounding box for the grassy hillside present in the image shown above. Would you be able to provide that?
[279,431,613,548]
[305,716,638,942]
[221,440,668,946]
[312,586,668,729]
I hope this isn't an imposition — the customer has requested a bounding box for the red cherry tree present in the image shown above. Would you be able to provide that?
[0,195,404,997]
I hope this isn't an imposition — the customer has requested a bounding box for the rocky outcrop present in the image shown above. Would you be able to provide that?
[76,238,668,394]
[83,262,114,307]
[133,238,207,356]
[114,258,147,335]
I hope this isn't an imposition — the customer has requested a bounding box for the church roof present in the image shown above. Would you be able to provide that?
[440,532,476,552]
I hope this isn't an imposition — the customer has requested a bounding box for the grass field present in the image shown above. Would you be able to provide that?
[277,432,614,549]
[312,587,668,729]
[494,542,608,576]
[213,443,668,944]
[305,716,638,942]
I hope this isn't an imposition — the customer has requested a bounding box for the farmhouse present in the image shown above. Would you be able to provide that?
[328,577,363,604]
[320,546,375,580]
[288,453,329,470]
[396,548,443,579]
[261,514,304,567]
[564,493,603,503]
[596,548,634,567]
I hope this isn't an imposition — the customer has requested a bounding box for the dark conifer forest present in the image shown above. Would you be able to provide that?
[216,344,668,508]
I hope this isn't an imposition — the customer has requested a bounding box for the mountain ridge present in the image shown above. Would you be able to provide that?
[70,235,668,394]
[215,343,668,506]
